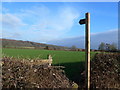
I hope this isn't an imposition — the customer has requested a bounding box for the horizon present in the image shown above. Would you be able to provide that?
[1,2,118,49]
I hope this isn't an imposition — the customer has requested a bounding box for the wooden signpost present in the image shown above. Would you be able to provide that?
[79,12,90,89]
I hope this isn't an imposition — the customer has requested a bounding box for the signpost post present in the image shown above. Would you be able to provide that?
[79,12,90,90]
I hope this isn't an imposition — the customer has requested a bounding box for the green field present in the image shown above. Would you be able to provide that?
[2,48,96,83]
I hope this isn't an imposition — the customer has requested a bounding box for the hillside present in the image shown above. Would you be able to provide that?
[1,39,74,51]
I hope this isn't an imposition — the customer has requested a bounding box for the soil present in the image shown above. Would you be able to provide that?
[2,57,73,89]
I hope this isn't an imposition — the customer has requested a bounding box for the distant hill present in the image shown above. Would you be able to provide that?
[48,30,118,49]
[1,38,80,51]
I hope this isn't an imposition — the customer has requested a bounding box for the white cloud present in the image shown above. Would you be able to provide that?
[2,32,21,39]
[91,29,118,35]
[2,5,80,42]
[27,6,79,42]
[2,13,26,29]
[18,5,50,19]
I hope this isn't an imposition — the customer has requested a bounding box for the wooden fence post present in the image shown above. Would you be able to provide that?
[85,12,90,90]
[79,12,90,90]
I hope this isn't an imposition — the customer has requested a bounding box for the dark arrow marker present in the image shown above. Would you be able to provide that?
[79,19,86,25]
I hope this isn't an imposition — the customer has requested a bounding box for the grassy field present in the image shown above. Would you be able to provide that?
[2,48,96,83]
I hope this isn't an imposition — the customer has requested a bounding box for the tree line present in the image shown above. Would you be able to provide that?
[98,42,117,52]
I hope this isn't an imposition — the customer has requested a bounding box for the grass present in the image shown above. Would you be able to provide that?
[2,48,96,64]
[2,48,96,83]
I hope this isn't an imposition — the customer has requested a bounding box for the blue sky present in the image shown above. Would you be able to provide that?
[1,2,118,43]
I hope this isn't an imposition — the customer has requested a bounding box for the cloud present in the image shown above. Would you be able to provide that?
[1,12,26,39]
[1,3,118,49]
[20,5,79,42]
[40,6,78,41]
[2,13,26,29]
[91,29,118,35]
[20,5,50,17]
[2,32,21,39]
[48,29,118,49]
[2,5,80,42]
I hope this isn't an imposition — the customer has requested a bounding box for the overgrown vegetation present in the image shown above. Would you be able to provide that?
[80,53,120,89]
[2,57,73,88]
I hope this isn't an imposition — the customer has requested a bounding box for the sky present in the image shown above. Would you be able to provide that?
[1,2,118,47]
[2,0,120,2]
